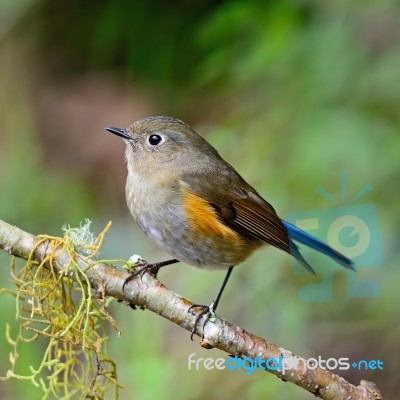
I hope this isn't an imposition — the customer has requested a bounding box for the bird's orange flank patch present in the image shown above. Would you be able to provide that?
[182,188,238,240]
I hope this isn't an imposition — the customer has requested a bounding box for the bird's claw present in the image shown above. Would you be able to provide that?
[122,259,160,292]
[188,301,216,340]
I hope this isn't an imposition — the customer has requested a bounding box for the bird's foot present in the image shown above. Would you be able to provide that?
[122,258,179,293]
[122,259,161,292]
[188,301,217,340]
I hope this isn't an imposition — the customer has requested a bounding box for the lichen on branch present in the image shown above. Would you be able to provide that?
[1,220,121,399]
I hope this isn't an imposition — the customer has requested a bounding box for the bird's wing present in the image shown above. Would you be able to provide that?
[180,171,290,253]
[180,168,318,274]
[227,190,290,252]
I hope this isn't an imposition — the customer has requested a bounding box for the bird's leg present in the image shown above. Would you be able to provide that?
[188,266,234,340]
[122,258,179,292]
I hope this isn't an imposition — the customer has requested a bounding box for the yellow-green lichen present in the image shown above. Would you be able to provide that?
[1,220,121,400]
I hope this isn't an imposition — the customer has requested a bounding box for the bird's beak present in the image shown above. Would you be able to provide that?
[105,127,132,140]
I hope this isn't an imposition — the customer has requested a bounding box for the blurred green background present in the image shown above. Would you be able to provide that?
[0,0,399,399]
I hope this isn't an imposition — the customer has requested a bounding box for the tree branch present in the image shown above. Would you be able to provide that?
[0,219,382,400]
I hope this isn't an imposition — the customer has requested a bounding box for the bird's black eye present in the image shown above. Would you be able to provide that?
[148,134,163,146]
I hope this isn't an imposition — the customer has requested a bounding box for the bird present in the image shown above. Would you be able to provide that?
[105,116,354,337]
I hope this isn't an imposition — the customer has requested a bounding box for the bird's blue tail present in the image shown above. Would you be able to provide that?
[282,220,355,273]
